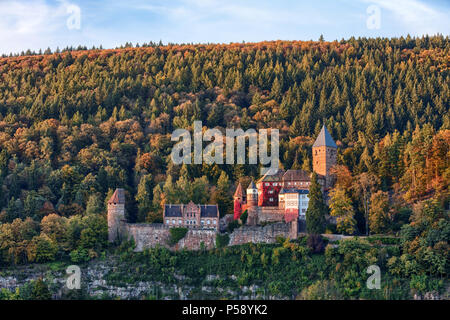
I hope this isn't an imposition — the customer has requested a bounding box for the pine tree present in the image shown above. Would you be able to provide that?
[212,171,232,217]
[306,173,326,234]
[289,115,302,137]
[136,174,154,221]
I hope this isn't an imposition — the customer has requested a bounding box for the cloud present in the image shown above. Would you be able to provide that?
[0,0,69,34]
[0,0,448,55]
[0,0,82,53]
[362,0,450,35]
[133,0,329,26]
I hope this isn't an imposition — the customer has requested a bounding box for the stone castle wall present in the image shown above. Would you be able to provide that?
[257,207,285,224]
[229,223,291,246]
[176,229,216,250]
[123,223,217,251]
[124,223,171,251]
[121,221,295,251]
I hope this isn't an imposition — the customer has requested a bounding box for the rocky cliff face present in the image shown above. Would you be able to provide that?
[0,259,271,300]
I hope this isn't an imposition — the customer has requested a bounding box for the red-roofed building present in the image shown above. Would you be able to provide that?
[232,124,337,225]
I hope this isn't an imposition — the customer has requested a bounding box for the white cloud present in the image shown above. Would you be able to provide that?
[0,0,69,34]
[363,0,449,35]
[0,0,448,55]
[0,0,82,53]
[134,0,329,26]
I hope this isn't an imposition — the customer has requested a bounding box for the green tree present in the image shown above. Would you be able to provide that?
[369,191,390,234]
[212,171,232,217]
[329,188,356,235]
[86,194,103,215]
[27,234,58,263]
[306,173,327,234]
[30,279,52,300]
[136,174,154,221]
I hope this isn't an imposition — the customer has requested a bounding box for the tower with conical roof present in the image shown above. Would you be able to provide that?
[312,125,337,188]
[233,183,244,220]
[107,188,126,242]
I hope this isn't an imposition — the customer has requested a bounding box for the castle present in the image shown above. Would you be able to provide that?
[233,125,337,226]
[163,202,220,230]
[107,125,337,251]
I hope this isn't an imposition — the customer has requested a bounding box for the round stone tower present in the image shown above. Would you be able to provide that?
[107,188,126,242]
[246,180,258,208]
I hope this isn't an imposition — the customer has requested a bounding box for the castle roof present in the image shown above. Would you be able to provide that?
[234,183,244,197]
[108,188,125,205]
[164,204,182,217]
[282,189,309,195]
[164,204,219,218]
[247,180,257,189]
[313,125,337,148]
[200,205,219,217]
[256,168,285,183]
[283,169,311,182]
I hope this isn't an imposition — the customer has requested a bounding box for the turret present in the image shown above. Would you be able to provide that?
[246,180,258,208]
[233,183,244,220]
[107,188,126,242]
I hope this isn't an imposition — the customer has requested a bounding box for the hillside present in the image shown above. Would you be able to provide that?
[0,38,448,298]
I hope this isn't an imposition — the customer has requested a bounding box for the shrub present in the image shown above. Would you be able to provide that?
[307,234,326,253]
[240,210,248,225]
[69,248,90,263]
[168,228,188,246]
[325,223,337,234]
[227,220,240,233]
[367,236,401,245]
[216,234,230,248]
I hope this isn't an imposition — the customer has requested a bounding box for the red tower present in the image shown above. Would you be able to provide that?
[233,183,244,220]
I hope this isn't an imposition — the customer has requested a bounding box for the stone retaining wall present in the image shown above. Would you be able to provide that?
[229,223,291,245]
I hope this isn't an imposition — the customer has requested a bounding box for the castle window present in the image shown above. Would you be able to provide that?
[179,219,182,224]
[207,220,210,225]
[213,220,216,225]
[166,220,170,224]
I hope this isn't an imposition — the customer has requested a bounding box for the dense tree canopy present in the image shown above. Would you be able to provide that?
[0,37,448,270]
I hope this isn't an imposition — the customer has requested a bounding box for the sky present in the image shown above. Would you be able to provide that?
[0,0,449,55]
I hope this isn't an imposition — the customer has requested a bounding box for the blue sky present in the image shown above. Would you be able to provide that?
[0,0,449,55]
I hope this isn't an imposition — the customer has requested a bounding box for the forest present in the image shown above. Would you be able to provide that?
[0,36,448,298]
